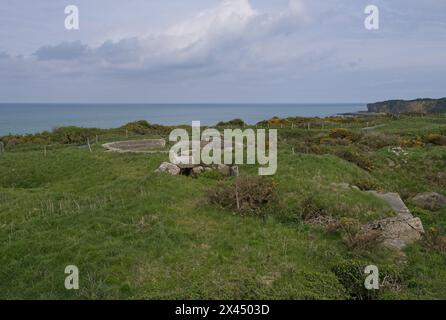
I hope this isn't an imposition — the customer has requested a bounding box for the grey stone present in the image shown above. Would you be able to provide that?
[155,162,180,175]
[412,192,446,210]
[363,216,424,249]
[215,164,231,176]
[192,166,205,176]
[367,191,412,218]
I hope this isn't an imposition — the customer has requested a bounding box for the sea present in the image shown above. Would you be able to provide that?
[0,103,367,136]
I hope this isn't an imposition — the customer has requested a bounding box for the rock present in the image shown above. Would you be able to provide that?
[204,167,213,172]
[155,162,180,175]
[215,164,231,176]
[231,166,239,177]
[362,191,425,249]
[363,216,424,249]
[412,192,446,210]
[192,166,204,176]
[367,191,412,218]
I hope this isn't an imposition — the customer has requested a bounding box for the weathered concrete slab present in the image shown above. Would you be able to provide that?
[103,139,166,153]
[367,191,413,218]
[363,216,424,249]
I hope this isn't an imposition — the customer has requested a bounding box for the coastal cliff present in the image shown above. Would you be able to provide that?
[367,98,446,114]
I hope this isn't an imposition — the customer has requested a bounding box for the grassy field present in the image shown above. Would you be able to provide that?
[0,115,445,299]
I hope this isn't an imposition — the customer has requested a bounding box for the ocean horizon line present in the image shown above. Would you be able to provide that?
[0,102,366,106]
[0,102,368,135]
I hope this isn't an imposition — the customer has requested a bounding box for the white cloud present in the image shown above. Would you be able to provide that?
[1,0,446,102]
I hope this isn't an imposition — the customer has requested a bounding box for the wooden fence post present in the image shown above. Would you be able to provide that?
[87,138,92,153]
[0,141,4,156]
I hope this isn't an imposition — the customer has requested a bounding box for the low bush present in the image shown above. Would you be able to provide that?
[359,133,401,150]
[206,176,279,216]
[329,128,362,142]
[423,133,446,146]
[216,118,246,127]
[401,135,424,147]
[423,228,446,253]
[52,126,100,144]
[299,196,327,221]
[334,150,374,172]
[121,120,171,136]
[332,261,403,300]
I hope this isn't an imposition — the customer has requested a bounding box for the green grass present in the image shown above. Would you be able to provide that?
[0,115,445,299]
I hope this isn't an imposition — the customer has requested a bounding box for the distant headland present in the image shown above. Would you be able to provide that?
[367,98,446,114]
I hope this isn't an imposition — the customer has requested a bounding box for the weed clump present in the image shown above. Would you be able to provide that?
[206,176,279,216]
[332,261,403,300]
[329,128,361,142]
[121,120,171,135]
[423,133,446,146]
[359,133,401,150]
[423,228,446,253]
[336,218,383,254]
[334,149,374,172]
[216,118,246,127]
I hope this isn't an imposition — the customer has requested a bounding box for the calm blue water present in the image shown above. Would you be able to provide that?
[0,103,366,135]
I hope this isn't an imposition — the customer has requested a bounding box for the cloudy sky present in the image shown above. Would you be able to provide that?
[0,0,445,103]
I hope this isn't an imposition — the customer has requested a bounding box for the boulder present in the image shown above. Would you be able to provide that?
[192,166,205,176]
[364,190,425,250]
[412,192,446,210]
[155,162,180,175]
[363,216,424,249]
[215,164,232,176]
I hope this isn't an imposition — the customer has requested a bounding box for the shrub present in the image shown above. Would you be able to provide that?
[328,218,383,254]
[344,229,383,253]
[206,176,278,216]
[423,133,446,146]
[401,136,424,147]
[121,120,151,134]
[52,126,99,144]
[216,118,246,127]
[334,150,374,172]
[200,170,224,180]
[268,117,290,126]
[299,196,327,221]
[121,120,171,136]
[423,228,446,253]
[332,261,402,300]
[329,128,361,142]
[359,133,401,149]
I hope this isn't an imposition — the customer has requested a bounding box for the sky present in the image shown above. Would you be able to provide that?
[0,0,445,103]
